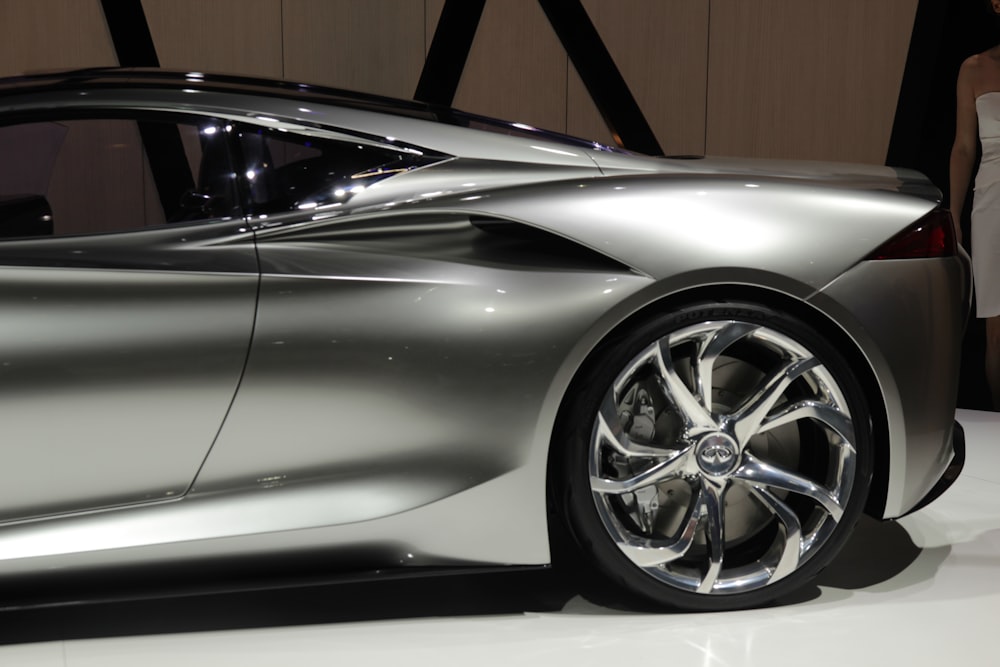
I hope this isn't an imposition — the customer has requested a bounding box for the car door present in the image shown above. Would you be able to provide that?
[193,121,478,499]
[0,113,258,520]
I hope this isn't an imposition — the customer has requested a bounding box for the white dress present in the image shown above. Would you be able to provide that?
[973,92,1000,318]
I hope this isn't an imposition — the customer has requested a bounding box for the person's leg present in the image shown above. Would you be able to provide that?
[986,315,1000,410]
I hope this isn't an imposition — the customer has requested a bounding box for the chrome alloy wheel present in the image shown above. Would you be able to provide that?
[588,316,859,597]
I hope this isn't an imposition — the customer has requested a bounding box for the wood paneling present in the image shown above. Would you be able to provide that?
[429,0,569,132]
[569,0,709,154]
[1,1,919,166]
[0,0,116,77]
[142,0,283,78]
[706,0,918,163]
[283,0,427,97]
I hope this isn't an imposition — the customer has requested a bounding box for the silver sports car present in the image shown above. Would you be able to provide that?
[0,69,969,611]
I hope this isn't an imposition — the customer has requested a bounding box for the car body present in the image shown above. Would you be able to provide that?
[0,68,969,611]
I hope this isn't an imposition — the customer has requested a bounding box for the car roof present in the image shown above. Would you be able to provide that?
[0,68,626,155]
[0,67,445,121]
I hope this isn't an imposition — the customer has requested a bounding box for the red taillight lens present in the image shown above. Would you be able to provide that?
[867,209,957,260]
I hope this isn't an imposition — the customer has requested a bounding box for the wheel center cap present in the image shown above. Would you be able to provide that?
[695,433,740,476]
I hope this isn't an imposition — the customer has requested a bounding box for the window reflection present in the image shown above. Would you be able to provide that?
[0,117,238,238]
[237,126,442,216]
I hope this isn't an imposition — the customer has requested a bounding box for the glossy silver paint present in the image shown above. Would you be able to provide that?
[0,220,257,521]
[815,256,968,515]
[0,71,969,581]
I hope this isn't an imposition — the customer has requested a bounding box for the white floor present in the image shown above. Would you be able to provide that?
[4,409,999,666]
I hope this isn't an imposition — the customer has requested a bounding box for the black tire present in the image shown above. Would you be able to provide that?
[551,301,873,611]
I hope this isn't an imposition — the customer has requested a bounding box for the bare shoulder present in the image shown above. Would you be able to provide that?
[961,52,987,76]
[956,55,980,97]
[959,50,1000,97]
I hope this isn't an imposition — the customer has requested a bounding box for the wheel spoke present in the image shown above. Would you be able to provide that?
[653,339,716,432]
[585,309,866,601]
[694,322,760,409]
[730,356,820,447]
[750,485,802,582]
[758,399,854,443]
[616,485,705,568]
[734,452,843,521]
[829,436,857,504]
[611,346,658,399]
[591,445,691,494]
[697,480,726,593]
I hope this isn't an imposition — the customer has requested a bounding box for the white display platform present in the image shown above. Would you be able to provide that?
[3,409,998,666]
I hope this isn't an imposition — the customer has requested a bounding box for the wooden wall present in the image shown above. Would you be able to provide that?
[706,0,918,164]
[0,0,919,164]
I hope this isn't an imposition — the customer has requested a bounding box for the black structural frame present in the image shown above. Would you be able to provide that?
[537,0,661,156]
[414,0,487,109]
[100,0,196,217]
[100,0,159,68]
[415,0,663,156]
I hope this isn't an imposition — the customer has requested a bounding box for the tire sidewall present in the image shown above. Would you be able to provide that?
[553,300,874,611]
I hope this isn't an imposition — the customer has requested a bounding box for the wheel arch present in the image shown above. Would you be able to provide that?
[545,283,891,535]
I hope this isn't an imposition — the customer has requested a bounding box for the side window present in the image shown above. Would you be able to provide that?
[0,117,239,238]
[236,125,438,215]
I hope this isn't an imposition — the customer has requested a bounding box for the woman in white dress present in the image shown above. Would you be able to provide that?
[950,0,1000,410]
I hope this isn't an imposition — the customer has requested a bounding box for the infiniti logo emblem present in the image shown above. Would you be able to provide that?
[695,434,739,476]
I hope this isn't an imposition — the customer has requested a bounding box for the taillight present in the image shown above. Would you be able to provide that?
[866,209,957,260]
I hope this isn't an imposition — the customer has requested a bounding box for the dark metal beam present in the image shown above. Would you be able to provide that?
[100,0,196,218]
[415,0,487,106]
[538,0,662,155]
[100,0,159,67]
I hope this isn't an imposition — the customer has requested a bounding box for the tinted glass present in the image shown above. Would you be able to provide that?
[0,117,238,238]
[236,125,439,215]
